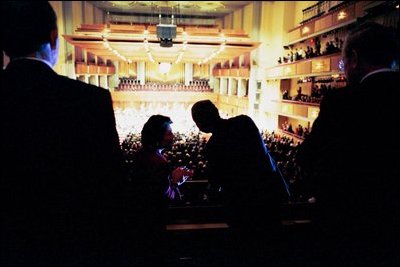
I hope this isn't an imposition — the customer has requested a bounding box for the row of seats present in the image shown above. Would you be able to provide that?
[116,84,212,92]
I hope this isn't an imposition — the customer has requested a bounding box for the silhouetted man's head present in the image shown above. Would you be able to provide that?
[1,1,59,65]
[191,100,220,133]
[342,22,398,85]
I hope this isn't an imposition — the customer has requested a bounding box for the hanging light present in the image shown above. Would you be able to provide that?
[159,62,172,74]
[156,5,178,47]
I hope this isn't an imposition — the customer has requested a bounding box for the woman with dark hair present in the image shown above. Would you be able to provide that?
[135,115,192,200]
[129,115,192,264]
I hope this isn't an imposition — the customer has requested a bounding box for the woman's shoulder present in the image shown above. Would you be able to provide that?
[135,148,167,166]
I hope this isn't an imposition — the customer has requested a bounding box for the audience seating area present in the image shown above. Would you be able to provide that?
[121,130,309,204]
[116,79,212,92]
[121,128,315,266]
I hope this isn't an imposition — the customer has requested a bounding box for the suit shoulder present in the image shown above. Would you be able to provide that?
[324,86,348,99]
[231,114,254,123]
[229,115,258,131]
[320,86,349,105]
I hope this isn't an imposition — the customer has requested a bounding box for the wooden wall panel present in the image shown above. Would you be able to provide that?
[312,57,330,73]
[296,60,312,75]
[315,14,332,32]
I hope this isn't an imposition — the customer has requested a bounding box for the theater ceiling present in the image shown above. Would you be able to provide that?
[91,1,253,17]
[64,25,260,64]
[63,1,259,64]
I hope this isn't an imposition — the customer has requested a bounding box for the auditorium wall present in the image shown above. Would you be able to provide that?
[224,13,233,29]
[215,18,224,29]
[233,8,243,30]
[243,3,255,40]
[294,1,318,26]
[119,62,137,78]
[218,1,301,130]
[214,1,319,130]
[49,1,105,78]
[193,64,210,79]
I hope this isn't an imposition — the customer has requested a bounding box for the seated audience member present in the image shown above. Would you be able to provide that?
[129,115,193,264]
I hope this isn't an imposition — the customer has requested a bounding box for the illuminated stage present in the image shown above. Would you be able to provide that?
[112,91,218,139]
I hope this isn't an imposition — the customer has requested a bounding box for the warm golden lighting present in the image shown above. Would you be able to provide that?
[281,104,293,114]
[311,110,319,118]
[159,62,172,74]
[308,107,320,119]
[198,35,226,65]
[102,34,129,63]
[302,26,310,34]
[338,11,347,20]
[268,67,282,77]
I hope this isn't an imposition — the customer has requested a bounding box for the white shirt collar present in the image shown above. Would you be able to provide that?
[360,68,394,83]
[12,57,53,69]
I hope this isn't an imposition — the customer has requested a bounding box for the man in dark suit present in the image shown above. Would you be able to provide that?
[191,100,288,264]
[1,2,129,265]
[297,22,399,265]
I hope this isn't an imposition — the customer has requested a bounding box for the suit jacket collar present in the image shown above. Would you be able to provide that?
[360,68,395,84]
[5,58,57,77]
[12,57,53,69]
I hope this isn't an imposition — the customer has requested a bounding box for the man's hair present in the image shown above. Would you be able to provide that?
[141,115,172,148]
[343,22,398,68]
[1,1,57,57]
[191,100,220,122]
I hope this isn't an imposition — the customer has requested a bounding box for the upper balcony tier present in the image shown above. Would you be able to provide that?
[266,52,343,80]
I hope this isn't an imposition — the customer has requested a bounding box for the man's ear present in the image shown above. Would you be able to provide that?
[349,49,358,69]
[50,28,58,49]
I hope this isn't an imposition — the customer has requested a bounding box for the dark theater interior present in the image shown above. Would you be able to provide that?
[1,1,399,265]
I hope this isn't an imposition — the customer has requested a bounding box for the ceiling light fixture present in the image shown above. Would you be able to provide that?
[102,31,131,63]
[156,5,179,47]
[175,31,188,64]
[198,33,226,65]
[143,29,155,63]
[159,62,172,74]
